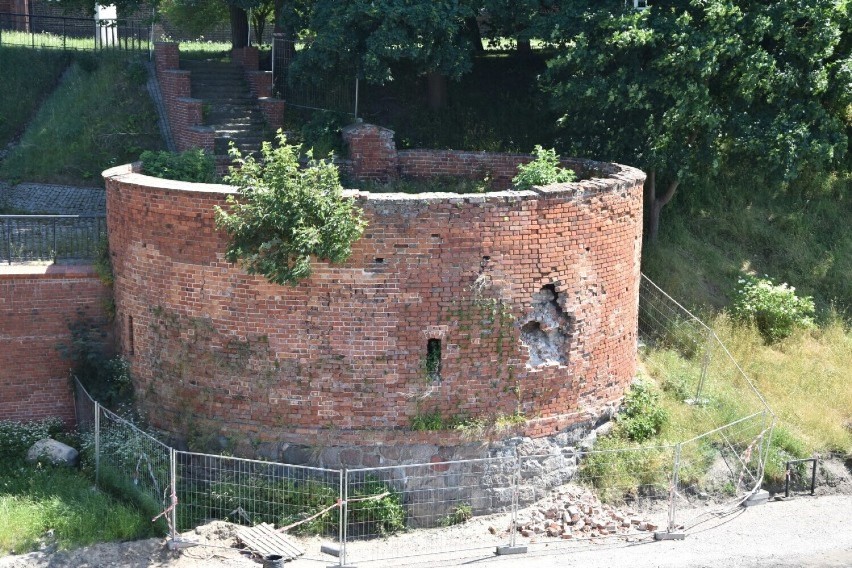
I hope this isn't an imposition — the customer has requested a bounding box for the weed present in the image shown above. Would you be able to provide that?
[512,145,576,190]
[732,275,815,343]
[440,503,472,526]
[140,148,217,183]
[616,379,669,443]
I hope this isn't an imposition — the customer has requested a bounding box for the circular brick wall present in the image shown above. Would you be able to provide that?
[103,159,644,456]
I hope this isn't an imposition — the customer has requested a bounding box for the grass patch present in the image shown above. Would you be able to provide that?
[0,47,68,146]
[0,53,163,185]
[0,459,157,555]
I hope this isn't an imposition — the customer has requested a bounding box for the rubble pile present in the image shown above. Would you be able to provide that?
[511,487,658,540]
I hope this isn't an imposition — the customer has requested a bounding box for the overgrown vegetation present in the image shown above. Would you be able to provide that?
[732,275,816,343]
[58,320,133,409]
[0,420,155,555]
[140,149,217,183]
[615,380,669,443]
[0,54,162,185]
[215,131,366,286]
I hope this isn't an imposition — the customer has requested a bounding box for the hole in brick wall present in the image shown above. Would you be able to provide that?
[519,284,574,368]
[426,338,442,383]
[127,315,135,356]
[374,257,384,263]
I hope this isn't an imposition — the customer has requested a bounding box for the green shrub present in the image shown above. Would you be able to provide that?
[732,275,815,343]
[512,145,576,190]
[617,379,669,442]
[140,149,217,183]
[58,321,132,408]
[216,131,366,286]
[0,419,65,461]
[440,503,472,526]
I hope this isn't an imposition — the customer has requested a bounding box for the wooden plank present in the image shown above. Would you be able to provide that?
[236,523,305,560]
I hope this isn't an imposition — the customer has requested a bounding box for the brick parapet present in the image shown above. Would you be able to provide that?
[246,71,273,98]
[0,264,111,425]
[231,46,260,71]
[103,158,645,451]
[258,97,285,129]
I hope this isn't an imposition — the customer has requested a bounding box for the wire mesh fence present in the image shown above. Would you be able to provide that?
[67,273,774,564]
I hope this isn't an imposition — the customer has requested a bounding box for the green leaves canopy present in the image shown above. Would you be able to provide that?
[544,0,851,200]
[215,132,366,286]
[293,0,476,83]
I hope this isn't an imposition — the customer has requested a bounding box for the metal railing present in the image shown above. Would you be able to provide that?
[0,215,105,264]
[0,12,150,51]
[271,34,357,116]
[70,274,776,564]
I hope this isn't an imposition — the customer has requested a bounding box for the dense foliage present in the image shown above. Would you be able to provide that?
[543,0,851,239]
[733,276,815,343]
[216,131,366,286]
[140,149,217,183]
[616,379,669,442]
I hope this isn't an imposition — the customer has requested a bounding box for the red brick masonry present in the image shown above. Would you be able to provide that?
[103,151,645,449]
[0,264,110,425]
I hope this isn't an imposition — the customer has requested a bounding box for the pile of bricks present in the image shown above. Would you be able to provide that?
[512,486,658,540]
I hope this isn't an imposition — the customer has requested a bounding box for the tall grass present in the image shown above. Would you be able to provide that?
[0,47,68,146]
[0,53,163,185]
[0,460,157,554]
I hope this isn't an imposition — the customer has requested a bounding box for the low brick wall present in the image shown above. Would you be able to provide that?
[0,264,111,425]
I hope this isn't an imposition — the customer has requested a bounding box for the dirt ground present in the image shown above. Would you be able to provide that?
[1,457,849,568]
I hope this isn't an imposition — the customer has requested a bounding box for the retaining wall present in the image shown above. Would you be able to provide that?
[104,149,644,460]
[0,264,111,425]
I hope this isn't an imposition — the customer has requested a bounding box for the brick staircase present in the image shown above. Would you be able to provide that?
[180,59,273,157]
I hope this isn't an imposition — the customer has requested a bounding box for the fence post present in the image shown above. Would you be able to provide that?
[693,328,713,403]
[667,444,681,533]
[170,448,178,542]
[339,468,347,567]
[5,220,11,265]
[52,218,58,264]
[94,400,101,486]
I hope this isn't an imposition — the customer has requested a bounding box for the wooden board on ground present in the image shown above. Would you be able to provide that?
[236,523,304,560]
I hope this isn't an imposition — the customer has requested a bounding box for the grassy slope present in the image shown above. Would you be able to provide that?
[640,171,852,467]
[0,54,163,186]
[0,47,68,147]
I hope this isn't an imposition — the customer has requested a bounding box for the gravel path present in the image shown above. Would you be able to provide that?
[1,492,848,568]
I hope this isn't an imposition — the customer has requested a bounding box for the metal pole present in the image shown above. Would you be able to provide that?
[695,328,713,401]
[5,220,11,265]
[340,468,347,567]
[94,401,101,486]
[810,458,818,496]
[52,218,57,263]
[170,448,178,541]
[667,444,682,532]
[354,76,359,121]
[510,455,520,548]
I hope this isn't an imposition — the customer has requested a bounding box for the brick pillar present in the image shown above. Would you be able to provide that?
[232,46,260,71]
[154,42,180,77]
[341,123,399,183]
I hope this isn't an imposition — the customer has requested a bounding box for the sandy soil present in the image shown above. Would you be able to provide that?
[1,457,849,568]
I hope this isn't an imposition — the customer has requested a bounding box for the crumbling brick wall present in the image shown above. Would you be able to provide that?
[103,150,644,450]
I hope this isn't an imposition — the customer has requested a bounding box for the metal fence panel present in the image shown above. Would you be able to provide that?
[0,215,105,264]
[174,451,341,561]
[344,457,513,565]
[0,13,149,51]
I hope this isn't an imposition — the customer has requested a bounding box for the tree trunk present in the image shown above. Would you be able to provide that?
[517,38,532,56]
[229,5,249,49]
[273,0,296,62]
[645,169,679,242]
[463,16,484,52]
[427,71,448,110]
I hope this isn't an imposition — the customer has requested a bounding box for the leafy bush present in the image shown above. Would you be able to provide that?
[59,321,132,408]
[512,145,576,190]
[0,419,64,461]
[732,275,815,343]
[140,149,217,183]
[616,379,669,442]
[216,131,366,286]
[440,503,472,526]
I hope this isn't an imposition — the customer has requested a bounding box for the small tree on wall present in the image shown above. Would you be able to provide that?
[215,131,366,286]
